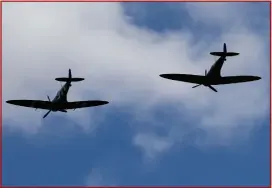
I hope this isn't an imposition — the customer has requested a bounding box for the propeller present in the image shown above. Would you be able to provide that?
[192,70,207,88]
[43,110,51,118]
[208,85,218,92]
[192,69,218,92]
[43,95,52,118]
[192,84,201,88]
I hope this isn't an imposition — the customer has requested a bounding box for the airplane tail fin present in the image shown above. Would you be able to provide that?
[210,43,239,57]
[69,69,72,79]
[55,69,85,82]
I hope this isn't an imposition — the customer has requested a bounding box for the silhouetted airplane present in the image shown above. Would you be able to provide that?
[6,69,109,118]
[160,43,261,92]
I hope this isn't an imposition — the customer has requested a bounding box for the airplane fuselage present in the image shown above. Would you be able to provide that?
[206,56,225,78]
[202,56,226,86]
[51,81,71,111]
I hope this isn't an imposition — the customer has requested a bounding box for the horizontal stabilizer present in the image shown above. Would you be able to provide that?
[55,77,85,82]
[210,52,239,57]
[210,43,239,57]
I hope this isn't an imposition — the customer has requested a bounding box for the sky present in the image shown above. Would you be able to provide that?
[2,2,270,186]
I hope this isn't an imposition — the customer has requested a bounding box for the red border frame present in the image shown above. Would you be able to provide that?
[0,0,271,187]
[1,0,271,2]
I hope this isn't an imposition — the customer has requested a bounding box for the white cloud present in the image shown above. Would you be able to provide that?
[134,132,174,160]
[3,3,269,159]
[85,168,115,186]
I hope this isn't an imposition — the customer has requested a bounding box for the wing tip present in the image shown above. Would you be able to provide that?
[6,100,22,105]
[101,101,109,105]
[251,76,261,81]
[159,74,169,78]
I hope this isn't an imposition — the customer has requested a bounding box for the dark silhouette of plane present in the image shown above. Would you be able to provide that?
[160,43,261,92]
[6,69,109,118]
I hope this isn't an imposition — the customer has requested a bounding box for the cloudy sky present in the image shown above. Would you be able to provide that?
[3,2,270,186]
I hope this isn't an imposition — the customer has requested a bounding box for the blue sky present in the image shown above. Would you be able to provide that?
[3,2,270,186]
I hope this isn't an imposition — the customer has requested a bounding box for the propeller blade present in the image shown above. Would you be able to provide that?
[43,110,51,118]
[192,84,201,88]
[47,95,51,102]
[205,69,207,76]
[208,85,218,92]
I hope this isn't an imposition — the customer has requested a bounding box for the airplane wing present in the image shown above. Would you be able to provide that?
[6,100,109,110]
[217,76,261,85]
[60,100,109,110]
[6,100,52,110]
[160,74,205,84]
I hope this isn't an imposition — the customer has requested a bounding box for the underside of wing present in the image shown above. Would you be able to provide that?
[160,74,205,84]
[61,100,109,109]
[216,76,261,85]
[6,100,52,110]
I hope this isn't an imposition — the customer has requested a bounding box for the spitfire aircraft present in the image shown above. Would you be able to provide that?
[6,69,109,118]
[160,43,261,92]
